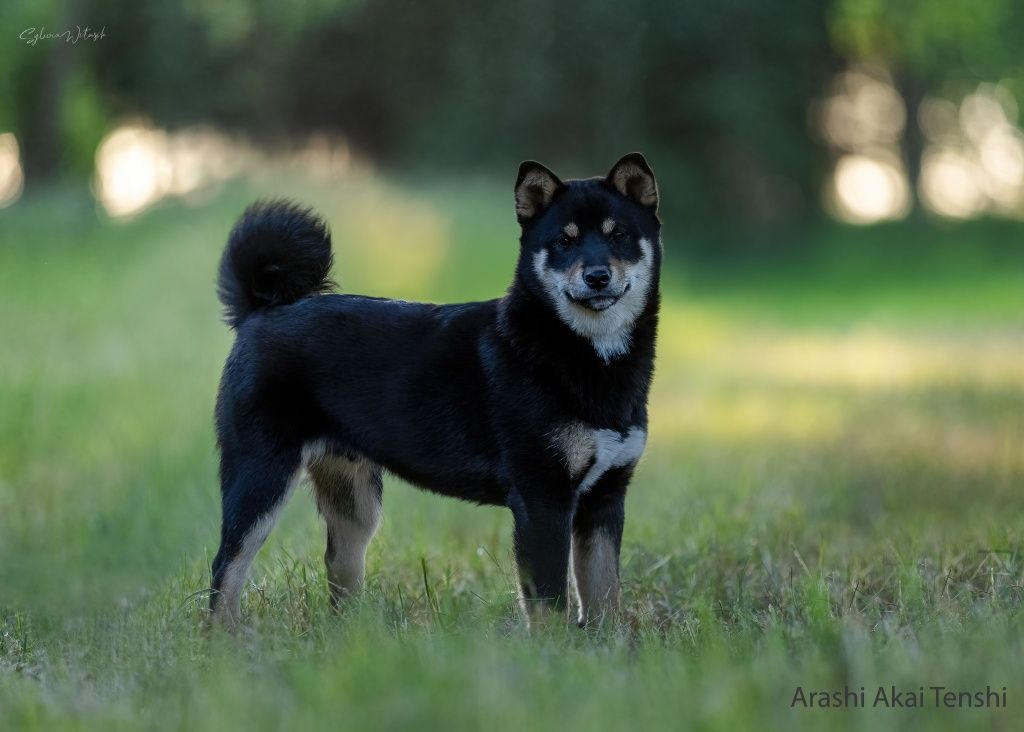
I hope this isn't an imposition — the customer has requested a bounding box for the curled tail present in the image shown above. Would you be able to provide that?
[217,200,334,328]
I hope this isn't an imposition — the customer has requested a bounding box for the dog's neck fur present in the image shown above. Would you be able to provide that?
[496,270,659,426]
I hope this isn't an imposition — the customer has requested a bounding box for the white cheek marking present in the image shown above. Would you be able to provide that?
[531,239,655,363]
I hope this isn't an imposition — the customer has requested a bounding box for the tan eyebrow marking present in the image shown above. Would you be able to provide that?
[601,218,616,235]
[563,222,579,238]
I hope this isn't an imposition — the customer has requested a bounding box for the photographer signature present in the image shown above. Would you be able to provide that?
[19,26,107,46]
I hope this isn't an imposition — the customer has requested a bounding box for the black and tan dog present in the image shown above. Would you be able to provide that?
[210,154,662,626]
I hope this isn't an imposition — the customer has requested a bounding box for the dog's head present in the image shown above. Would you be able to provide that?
[514,153,661,361]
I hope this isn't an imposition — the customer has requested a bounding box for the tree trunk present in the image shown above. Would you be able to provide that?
[19,1,76,189]
[897,75,925,216]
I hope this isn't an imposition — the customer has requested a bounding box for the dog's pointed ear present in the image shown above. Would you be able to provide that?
[606,153,658,211]
[515,161,564,224]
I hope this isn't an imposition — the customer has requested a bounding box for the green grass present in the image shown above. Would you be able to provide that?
[2,175,1024,731]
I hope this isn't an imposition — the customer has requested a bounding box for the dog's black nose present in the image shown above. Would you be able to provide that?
[583,266,611,290]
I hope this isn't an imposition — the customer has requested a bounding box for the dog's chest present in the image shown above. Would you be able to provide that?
[554,423,647,493]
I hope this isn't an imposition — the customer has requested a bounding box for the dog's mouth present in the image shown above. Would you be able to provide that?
[566,283,630,312]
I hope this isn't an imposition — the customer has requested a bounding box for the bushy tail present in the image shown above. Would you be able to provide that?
[217,200,334,328]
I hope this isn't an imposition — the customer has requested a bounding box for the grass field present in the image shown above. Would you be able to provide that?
[2,174,1024,731]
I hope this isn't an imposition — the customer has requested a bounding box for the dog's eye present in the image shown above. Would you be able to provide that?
[610,229,628,241]
[553,234,571,247]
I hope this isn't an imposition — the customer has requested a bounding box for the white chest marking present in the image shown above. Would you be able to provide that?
[554,424,647,494]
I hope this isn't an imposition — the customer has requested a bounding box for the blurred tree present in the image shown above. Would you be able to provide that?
[0,0,861,234]
[829,0,1024,207]
[2,0,842,230]
[0,0,109,187]
[8,0,1024,227]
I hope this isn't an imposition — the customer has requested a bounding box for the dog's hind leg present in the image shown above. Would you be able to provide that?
[308,451,382,607]
[209,444,303,624]
[571,467,630,627]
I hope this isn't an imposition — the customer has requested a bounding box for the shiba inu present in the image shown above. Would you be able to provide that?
[210,153,662,626]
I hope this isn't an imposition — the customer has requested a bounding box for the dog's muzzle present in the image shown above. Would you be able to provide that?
[566,282,631,312]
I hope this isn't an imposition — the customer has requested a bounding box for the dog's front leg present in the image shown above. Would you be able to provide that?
[508,487,573,623]
[572,466,631,627]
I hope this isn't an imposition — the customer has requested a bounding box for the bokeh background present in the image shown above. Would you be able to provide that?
[3,0,1024,227]
[2,2,1024,731]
